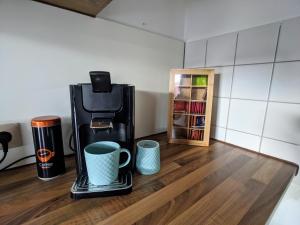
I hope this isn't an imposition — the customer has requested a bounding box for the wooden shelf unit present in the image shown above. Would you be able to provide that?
[168,68,215,146]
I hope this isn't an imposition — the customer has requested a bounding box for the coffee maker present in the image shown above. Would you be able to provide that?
[69,71,135,199]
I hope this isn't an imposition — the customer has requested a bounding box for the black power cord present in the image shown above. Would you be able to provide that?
[0,132,12,164]
[0,131,36,172]
[0,151,7,164]
[1,132,75,172]
[0,155,35,171]
[69,133,75,152]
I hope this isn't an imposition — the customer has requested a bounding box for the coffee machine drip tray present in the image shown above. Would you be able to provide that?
[70,171,132,199]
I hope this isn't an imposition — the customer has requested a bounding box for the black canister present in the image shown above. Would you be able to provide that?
[31,116,65,180]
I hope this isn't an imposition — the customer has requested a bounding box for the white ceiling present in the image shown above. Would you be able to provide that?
[185,0,300,41]
[98,0,300,41]
[98,0,186,40]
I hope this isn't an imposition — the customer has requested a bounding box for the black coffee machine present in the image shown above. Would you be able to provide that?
[69,71,135,199]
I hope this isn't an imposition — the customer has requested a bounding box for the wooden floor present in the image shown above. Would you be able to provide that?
[0,134,298,225]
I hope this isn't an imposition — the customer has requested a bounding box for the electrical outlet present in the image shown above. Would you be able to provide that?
[0,123,23,150]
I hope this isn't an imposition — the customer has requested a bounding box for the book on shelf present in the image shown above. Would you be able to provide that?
[180,77,190,86]
[192,88,207,100]
[189,115,205,127]
[188,129,204,140]
[192,76,208,86]
[175,87,190,100]
[173,114,187,127]
[174,101,189,113]
[175,74,191,86]
[190,102,206,114]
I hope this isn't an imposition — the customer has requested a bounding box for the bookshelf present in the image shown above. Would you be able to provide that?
[167,68,215,146]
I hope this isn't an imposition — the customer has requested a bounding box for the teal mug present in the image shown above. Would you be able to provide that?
[84,141,131,185]
[136,140,160,175]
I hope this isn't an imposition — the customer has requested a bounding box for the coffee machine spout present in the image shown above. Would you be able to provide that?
[90,119,113,130]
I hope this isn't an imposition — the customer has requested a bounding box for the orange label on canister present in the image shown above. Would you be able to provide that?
[37,148,55,163]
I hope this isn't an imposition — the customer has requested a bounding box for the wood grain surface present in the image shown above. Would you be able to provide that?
[33,0,112,17]
[0,134,297,225]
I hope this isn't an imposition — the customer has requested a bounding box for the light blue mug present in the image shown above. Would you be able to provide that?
[84,141,131,185]
[136,140,160,175]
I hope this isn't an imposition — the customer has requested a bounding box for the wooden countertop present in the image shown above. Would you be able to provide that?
[0,134,297,225]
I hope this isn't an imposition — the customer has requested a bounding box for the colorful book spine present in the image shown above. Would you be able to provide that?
[188,130,204,140]
[190,102,206,114]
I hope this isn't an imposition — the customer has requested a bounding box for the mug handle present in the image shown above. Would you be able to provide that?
[119,148,131,169]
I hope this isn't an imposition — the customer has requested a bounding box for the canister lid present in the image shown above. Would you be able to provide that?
[31,116,61,127]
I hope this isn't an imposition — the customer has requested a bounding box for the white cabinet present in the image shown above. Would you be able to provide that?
[212,97,229,127]
[227,99,267,135]
[270,61,300,103]
[236,23,280,64]
[226,129,261,151]
[232,64,273,100]
[277,17,300,61]
[206,33,237,67]
[214,66,233,98]
[184,39,206,68]
[264,102,300,144]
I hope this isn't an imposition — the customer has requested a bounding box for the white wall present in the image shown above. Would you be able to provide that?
[0,0,184,169]
[98,0,186,40]
[185,0,300,41]
[184,17,300,184]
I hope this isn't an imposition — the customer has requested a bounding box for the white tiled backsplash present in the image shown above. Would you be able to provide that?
[206,32,237,67]
[276,17,300,62]
[226,129,261,152]
[264,103,300,145]
[227,99,267,135]
[212,97,229,128]
[270,61,300,103]
[235,23,279,64]
[231,64,273,101]
[185,15,300,184]
[184,39,206,68]
[213,66,233,98]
